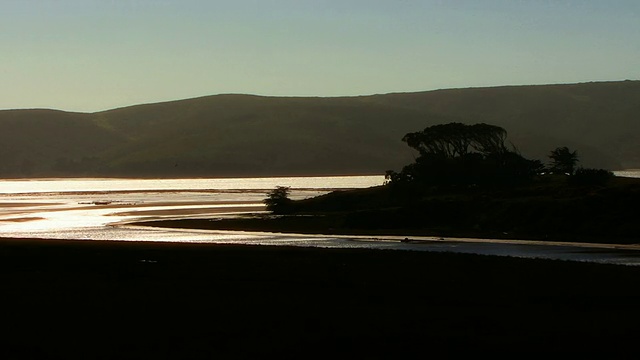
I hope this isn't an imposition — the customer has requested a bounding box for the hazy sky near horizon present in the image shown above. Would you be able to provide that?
[2,0,639,112]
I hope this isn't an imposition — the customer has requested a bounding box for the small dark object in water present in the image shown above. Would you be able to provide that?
[401,238,411,243]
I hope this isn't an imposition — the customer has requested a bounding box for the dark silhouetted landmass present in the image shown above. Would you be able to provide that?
[139,174,640,245]
[1,80,639,177]
[136,122,639,245]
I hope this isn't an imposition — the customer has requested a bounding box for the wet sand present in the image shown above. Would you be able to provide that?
[0,202,63,207]
[109,205,265,217]
[135,216,640,250]
[2,236,640,358]
[0,216,45,222]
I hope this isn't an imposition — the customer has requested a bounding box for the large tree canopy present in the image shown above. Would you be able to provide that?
[388,123,542,187]
[402,123,509,159]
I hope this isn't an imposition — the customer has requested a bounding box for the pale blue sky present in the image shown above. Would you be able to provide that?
[2,0,639,112]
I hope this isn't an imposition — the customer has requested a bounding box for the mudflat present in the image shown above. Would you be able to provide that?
[2,237,639,358]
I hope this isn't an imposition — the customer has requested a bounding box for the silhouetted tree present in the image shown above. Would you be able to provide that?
[548,147,579,175]
[388,123,541,187]
[470,123,509,156]
[264,186,293,214]
[401,122,509,158]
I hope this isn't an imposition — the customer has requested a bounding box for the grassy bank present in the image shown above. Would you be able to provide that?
[2,237,640,358]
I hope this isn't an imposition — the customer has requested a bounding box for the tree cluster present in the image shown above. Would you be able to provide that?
[402,123,509,158]
[386,123,542,187]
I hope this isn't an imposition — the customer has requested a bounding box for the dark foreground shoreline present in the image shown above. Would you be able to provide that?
[2,237,640,358]
[133,214,640,245]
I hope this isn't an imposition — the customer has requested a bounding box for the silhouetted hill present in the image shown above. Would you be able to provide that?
[1,80,638,177]
[0,109,127,177]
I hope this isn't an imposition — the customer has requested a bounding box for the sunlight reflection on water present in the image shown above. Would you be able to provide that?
[0,176,382,235]
[1,175,640,266]
[613,170,640,178]
[0,176,385,194]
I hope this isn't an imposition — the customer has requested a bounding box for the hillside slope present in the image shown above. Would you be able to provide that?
[0,80,638,178]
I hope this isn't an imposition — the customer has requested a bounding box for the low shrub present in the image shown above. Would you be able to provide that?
[569,168,614,186]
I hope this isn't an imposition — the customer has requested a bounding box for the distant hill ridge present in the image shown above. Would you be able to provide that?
[1,80,639,178]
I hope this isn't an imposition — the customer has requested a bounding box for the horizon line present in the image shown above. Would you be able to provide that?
[1,78,637,114]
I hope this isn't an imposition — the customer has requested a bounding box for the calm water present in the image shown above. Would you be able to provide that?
[1,173,639,266]
[0,176,384,194]
[0,175,383,235]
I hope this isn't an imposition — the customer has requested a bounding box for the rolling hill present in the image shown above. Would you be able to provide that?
[1,80,639,178]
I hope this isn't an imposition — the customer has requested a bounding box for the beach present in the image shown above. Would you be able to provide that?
[2,236,640,358]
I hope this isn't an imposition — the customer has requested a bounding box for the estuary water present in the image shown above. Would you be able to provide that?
[1,173,640,266]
